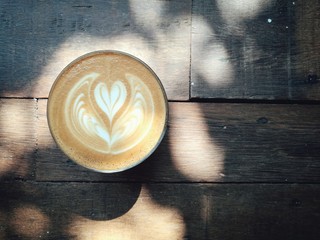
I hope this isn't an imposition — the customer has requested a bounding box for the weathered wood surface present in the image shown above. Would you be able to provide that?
[191,0,320,100]
[1,1,320,239]
[20,99,320,183]
[0,0,191,100]
[0,182,319,240]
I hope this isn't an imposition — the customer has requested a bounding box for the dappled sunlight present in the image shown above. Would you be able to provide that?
[33,28,190,98]
[192,16,234,89]
[170,103,225,182]
[33,32,154,96]
[67,185,185,240]
[9,204,50,238]
[1,1,319,239]
[217,0,274,27]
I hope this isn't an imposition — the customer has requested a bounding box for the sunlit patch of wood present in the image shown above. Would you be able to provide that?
[9,205,50,238]
[32,33,151,98]
[0,101,32,140]
[67,185,185,240]
[0,99,36,177]
[169,103,225,181]
[129,0,165,30]
[192,15,234,89]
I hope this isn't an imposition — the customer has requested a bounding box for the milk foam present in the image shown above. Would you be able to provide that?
[64,72,154,154]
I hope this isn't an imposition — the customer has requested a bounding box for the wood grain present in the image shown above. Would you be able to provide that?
[0,181,319,240]
[191,0,320,100]
[0,99,36,179]
[36,99,320,182]
[0,0,191,100]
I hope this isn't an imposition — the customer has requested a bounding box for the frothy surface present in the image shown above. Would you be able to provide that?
[65,72,154,154]
[47,51,167,172]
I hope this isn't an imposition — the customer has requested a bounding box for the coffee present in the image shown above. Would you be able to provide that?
[47,51,168,172]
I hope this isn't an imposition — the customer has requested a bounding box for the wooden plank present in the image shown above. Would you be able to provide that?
[191,0,320,100]
[0,0,191,100]
[36,99,320,182]
[0,182,319,239]
[0,99,36,179]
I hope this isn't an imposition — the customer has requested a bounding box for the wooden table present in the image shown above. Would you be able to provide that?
[1,1,320,239]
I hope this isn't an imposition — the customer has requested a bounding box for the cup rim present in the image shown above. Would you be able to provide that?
[47,50,169,173]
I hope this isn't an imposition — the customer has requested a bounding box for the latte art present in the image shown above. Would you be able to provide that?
[65,72,154,154]
[47,51,167,172]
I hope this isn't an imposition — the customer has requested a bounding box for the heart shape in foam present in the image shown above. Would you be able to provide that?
[64,72,154,154]
[94,81,127,123]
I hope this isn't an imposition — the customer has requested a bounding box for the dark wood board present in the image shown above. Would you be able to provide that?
[0,182,319,240]
[191,0,320,100]
[0,0,191,100]
[0,99,36,179]
[36,99,320,183]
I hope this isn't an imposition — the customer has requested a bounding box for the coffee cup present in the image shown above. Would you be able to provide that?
[47,51,168,173]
